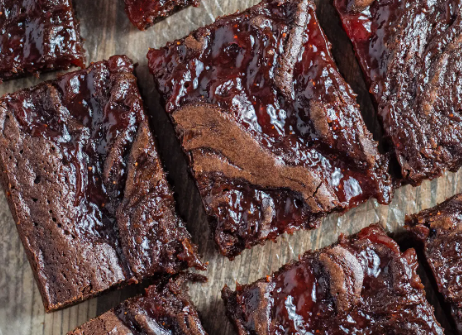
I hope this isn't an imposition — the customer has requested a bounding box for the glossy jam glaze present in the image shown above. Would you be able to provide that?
[0,55,204,311]
[335,0,462,184]
[223,225,444,334]
[148,0,392,257]
[406,194,462,333]
[124,0,199,30]
[0,0,85,81]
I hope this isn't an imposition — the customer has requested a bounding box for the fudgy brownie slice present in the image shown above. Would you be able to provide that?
[335,0,462,185]
[69,274,208,335]
[147,0,392,258]
[222,225,444,334]
[124,0,199,30]
[0,0,85,82]
[406,194,462,333]
[0,55,204,312]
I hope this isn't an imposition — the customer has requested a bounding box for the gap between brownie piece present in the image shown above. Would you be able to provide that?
[222,224,444,334]
[334,0,462,185]
[147,0,393,258]
[0,0,85,82]
[124,0,200,30]
[0,55,205,312]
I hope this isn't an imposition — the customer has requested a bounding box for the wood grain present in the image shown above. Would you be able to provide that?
[0,0,461,334]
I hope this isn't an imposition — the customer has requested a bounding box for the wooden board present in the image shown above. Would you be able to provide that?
[0,0,461,333]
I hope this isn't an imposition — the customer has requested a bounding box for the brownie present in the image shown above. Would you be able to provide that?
[334,0,462,185]
[0,55,205,312]
[147,0,392,258]
[69,274,208,335]
[124,0,199,30]
[406,194,462,333]
[0,0,85,82]
[222,224,444,334]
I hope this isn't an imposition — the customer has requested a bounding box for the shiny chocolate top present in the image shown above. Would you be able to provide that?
[115,275,208,335]
[223,225,443,334]
[335,0,462,184]
[406,194,462,332]
[0,55,204,311]
[69,274,208,335]
[148,0,391,257]
[0,0,85,81]
[124,0,199,30]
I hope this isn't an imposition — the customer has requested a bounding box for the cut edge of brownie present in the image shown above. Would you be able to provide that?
[68,273,208,335]
[0,55,205,312]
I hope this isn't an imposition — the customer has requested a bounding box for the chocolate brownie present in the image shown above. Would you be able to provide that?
[0,55,204,312]
[222,224,444,334]
[406,194,462,333]
[69,274,208,335]
[335,0,462,185]
[124,0,199,30]
[147,0,392,258]
[0,0,85,82]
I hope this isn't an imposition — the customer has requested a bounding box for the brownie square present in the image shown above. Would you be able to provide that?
[0,0,85,82]
[0,55,204,312]
[222,225,443,334]
[69,274,208,335]
[147,0,392,258]
[335,0,462,185]
[406,194,462,333]
[124,0,199,30]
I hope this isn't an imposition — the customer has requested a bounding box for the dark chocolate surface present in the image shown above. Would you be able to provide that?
[406,194,462,333]
[335,0,462,185]
[0,55,204,311]
[69,274,208,335]
[223,225,444,334]
[0,0,85,82]
[147,0,392,258]
[124,0,200,30]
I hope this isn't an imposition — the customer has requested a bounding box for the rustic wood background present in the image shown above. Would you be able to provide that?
[0,0,461,334]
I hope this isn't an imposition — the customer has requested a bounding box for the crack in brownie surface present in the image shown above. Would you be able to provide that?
[124,0,200,30]
[0,55,204,311]
[0,0,85,81]
[222,225,444,334]
[335,0,462,185]
[69,274,208,335]
[406,194,462,333]
[147,0,392,258]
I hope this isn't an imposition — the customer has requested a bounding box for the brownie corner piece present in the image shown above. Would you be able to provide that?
[222,224,444,334]
[147,0,392,258]
[0,55,204,311]
[69,274,208,335]
[0,0,85,82]
[124,0,200,30]
[334,0,462,185]
[405,194,462,332]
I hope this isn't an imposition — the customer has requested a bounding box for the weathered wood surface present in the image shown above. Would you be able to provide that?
[0,0,461,334]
